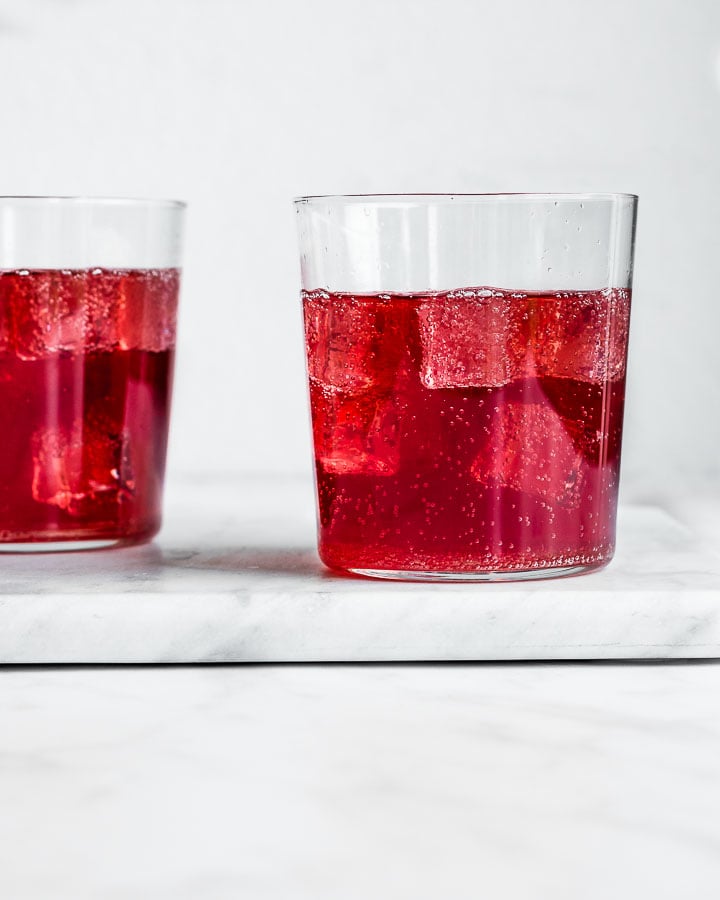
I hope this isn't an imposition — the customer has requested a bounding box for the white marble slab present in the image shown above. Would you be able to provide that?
[3,663,720,900]
[1,477,719,663]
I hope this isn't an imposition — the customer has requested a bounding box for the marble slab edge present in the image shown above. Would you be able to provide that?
[2,588,719,663]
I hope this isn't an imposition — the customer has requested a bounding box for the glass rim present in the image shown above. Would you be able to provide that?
[294,192,638,204]
[0,195,187,209]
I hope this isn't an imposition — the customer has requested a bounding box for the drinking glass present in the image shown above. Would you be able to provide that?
[295,193,637,581]
[0,196,185,550]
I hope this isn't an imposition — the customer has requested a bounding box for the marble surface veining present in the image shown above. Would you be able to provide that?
[1,477,719,662]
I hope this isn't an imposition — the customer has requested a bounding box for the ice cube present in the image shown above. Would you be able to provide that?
[84,269,124,352]
[304,292,405,394]
[31,423,84,512]
[31,417,132,515]
[0,275,12,354]
[82,411,134,499]
[6,270,86,360]
[418,290,527,389]
[532,289,630,383]
[471,401,585,507]
[311,383,401,476]
[119,269,179,352]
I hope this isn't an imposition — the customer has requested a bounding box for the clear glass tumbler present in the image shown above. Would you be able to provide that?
[295,193,637,581]
[0,196,185,550]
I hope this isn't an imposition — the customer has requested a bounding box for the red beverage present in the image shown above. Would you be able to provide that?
[0,268,178,546]
[304,286,630,577]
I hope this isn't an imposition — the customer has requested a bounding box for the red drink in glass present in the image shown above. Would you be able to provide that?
[0,268,178,546]
[304,286,630,577]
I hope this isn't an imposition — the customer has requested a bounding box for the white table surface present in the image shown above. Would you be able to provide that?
[2,661,720,900]
[1,477,720,662]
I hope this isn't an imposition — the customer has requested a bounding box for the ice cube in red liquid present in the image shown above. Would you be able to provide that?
[304,290,406,394]
[118,269,179,352]
[470,401,585,507]
[31,411,132,516]
[305,291,410,476]
[418,289,527,389]
[309,382,402,476]
[31,423,83,512]
[4,270,86,359]
[532,289,630,382]
[82,269,124,352]
[303,286,630,575]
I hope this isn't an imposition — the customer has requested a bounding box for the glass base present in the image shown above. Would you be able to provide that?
[0,537,146,553]
[347,561,608,583]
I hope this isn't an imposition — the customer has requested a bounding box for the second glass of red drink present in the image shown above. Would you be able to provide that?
[0,197,184,550]
[295,193,637,581]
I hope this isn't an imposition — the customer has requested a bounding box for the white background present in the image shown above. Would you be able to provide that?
[0,0,718,499]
